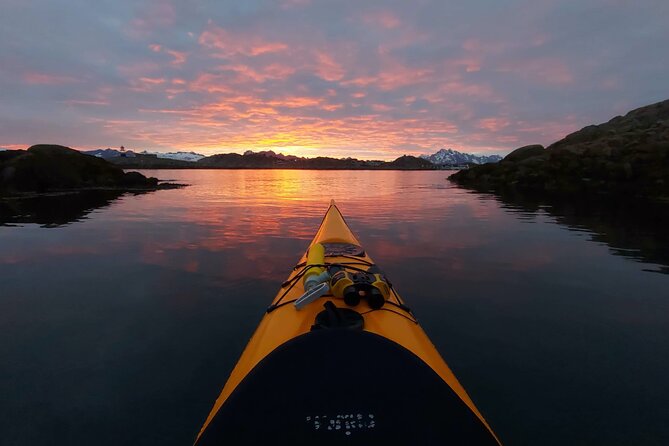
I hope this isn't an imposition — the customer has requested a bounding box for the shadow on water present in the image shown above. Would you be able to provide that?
[475,188,669,274]
[0,190,150,227]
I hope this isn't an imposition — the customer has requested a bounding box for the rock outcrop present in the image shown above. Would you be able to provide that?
[0,144,169,196]
[502,145,546,162]
[384,155,436,170]
[449,99,669,197]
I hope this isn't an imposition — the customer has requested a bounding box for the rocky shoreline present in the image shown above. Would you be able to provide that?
[449,99,669,199]
[0,145,185,197]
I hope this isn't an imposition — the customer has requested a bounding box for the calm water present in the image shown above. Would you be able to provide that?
[1,170,668,445]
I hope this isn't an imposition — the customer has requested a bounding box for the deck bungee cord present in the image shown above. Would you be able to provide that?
[268,260,417,323]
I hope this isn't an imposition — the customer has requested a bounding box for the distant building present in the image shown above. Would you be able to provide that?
[118,145,136,158]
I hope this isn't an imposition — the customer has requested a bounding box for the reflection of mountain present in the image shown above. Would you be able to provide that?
[0,190,142,227]
[486,189,669,274]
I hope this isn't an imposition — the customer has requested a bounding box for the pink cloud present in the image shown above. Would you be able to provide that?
[434,79,500,101]
[127,0,176,37]
[322,103,343,111]
[497,57,574,85]
[127,76,168,92]
[139,77,166,85]
[23,72,80,85]
[478,117,511,132]
[198,25,288,57]
[227,63,296,83]
[264,63,296,79]
[267,96,323,108]
[166,49,187,65]
[63,99,109,106]
[148,44,187,66]
[341,76,378,87]
[515,115,580,142]
[462,38,510,55]
[371,104,393,112]
[118,61,161,78]
[361,11,401,29]
[187,73,233,93]
[377,66,433,90]
[314,51,345,81]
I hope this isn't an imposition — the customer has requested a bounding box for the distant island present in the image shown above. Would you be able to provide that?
[86,148,502,170]
[0,145,182,197]
[449,99,669,199]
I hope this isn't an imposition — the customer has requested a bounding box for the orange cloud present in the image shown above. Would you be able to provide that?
[268,96,323,108]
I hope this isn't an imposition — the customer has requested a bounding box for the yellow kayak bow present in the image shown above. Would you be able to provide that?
[195,201,501,445]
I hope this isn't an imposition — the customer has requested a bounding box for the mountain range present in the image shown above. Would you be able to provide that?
[83,147,501,167]
[84,148,137,158]
[146,151,205,162]
[84,148,204,162]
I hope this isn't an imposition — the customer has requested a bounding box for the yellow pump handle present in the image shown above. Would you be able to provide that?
[303,243,325,284]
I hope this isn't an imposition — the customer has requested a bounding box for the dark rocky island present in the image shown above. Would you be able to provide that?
[449,99,669,199]
[0,144,182,196]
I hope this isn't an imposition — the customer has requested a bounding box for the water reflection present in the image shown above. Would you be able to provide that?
[1,170,668,446]
[476,189,669,274]
[0,191,146,227]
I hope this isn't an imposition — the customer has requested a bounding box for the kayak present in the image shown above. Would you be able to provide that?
[195,201,501,445]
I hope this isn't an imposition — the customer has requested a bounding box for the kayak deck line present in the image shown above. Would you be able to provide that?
[195,201,502,445]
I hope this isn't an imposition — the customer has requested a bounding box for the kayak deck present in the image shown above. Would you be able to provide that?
[195,202,501,445]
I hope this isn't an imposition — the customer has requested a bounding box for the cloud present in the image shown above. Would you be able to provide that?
[22,72,81,85]
[0,0,668,158]
[198,25,288,57]
[361,10,402,29]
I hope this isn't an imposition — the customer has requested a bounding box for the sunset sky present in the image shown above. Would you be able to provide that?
[1,0,667,159]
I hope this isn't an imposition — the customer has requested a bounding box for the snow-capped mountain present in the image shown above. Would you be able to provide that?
[84,148,204,162]
[152,151,205,162]
[420,148,502,165]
